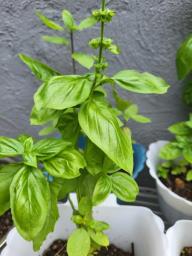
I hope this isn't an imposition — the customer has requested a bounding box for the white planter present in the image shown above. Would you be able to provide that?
[166,220,192,256]
[146,140,192,225]
[1,195,167,256]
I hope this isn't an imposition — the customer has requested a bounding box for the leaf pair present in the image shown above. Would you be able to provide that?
[92,172,139,205]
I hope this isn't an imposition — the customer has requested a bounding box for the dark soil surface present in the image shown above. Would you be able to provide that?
[160,174,192,202]
[0,211,13,241]
[181,247,192,256]
[43,240,135,256]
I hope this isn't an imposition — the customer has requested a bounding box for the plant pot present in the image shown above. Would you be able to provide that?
[146,140,192,225]
[166,220,192,256]
[1,195,167,256]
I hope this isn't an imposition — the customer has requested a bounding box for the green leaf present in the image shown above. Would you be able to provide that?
[56,110,80,146]
[176,34,192,79]
[78,16,97,30]
[113,70,169,94]
[62,10,77,30]
[0,137,23,157]
[78,97,133,173]
[85,140,119,176]
[36,75,92,110]
[124,104,151,123]
[72,52,95,69]
[183,81,192,106]
[79,197,92,216]
[157,166,169,179]
[92,175,112,206]
[58,178,78,200]
[108,44,120,55]
[42,35,68,45]
[22,137,37,168]
[183,147,192,163]
[111,172,139,202]
[38,126,57,136]
[33,182,60,251]
[19,54,60,81]
[168,122,192,135]
[10,167,50,240]
[0,164,22,215]
[30,105,60,125]
[160,142,182,160]
[34,138,70,160]
[36,11,64,31]
[88,220,109,232]
[88,229,109,247]
[67,228,90,256]
[113,90,131,111]
[44,149,86,179]
[186,170,192,181]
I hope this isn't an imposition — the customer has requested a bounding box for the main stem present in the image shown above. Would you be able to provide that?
[70,31,76,74]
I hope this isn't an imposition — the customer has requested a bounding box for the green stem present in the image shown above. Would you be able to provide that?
[70,30,76,74]
[68,195,76,212]
[91,0,106,93]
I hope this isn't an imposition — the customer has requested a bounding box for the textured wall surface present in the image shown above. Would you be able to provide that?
[0,0,192,146]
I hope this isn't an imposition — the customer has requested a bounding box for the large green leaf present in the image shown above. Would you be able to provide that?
[67,228,90,256]
[85,140,119,176]
[10,167,50,241]
[33,182,60,251]
[30,105,60,125]
[92,175,112,205]
[113,70,169,94]
[44,149,86,179]
[19,54,60,81]
[0,164,22,215]
[160,142,182,160]
[0,137,23,157]
[168,122,192,135]
[79,98,133,173]
[34,138,69,160]
[111,172,139,202]
[36,11,64,31]
[56,110,80,145]
[36,75,93,110]
[88,229,109,247]
[176,35,192,79]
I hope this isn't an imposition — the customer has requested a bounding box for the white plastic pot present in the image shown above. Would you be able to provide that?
[166,220,192,256]
[1,195,167,256]
[146,140,192,225]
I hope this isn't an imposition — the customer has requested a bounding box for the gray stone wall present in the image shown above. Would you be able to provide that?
[0,0,191,146]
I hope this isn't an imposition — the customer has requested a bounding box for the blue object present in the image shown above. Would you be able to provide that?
[132,143,146,179]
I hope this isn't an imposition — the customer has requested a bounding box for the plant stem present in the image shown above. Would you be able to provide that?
[91,0,106,92]
[70,30,76,74]
[68,195,76,212]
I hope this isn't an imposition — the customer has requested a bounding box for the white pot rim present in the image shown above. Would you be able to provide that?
[146,140,192,207]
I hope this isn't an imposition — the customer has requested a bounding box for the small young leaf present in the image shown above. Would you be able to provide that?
[44,149,86,179]
[183,147,192,163]
[157,166,169,179]
[67,228,90,256]
[0,164,22,215]
[62,10,77,30]
[186,170,192,181]
[36,75,93,110]
[176,34,192,79]
[88,220,109,232]
[79,197,92,216]
[124,105,151,123]
[113,70,170,94]
[0,137,23,157]
[171,166,186,175]
[10,167,50,241]
[19,54,60,81]
[92,175,112,205]
[78,16,97,30]
[160,142,181,160]
[42,35,69,45]
[108,44,120,55]
[113,90,131,111]
[88,229,109,247]
[36,11,64,31]
[72,52,95,69]
[111,172,139,202]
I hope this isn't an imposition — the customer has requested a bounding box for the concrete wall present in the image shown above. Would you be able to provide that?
[0,0,191,146]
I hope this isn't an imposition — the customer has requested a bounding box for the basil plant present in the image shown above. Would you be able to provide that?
[0,0,169,255]
[158,114,192,182]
